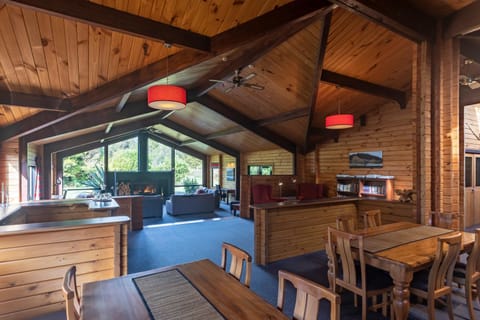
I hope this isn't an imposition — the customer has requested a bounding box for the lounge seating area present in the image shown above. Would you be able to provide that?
[165,193,216,215]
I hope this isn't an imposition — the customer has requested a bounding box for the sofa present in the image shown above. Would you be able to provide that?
[296,183,325,200]
[165,193,216,215]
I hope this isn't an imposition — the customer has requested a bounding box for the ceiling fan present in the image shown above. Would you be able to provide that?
[460,59,480,89]
[209,67,264,93]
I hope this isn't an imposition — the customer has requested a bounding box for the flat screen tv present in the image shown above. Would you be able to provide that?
[349,151,383,168]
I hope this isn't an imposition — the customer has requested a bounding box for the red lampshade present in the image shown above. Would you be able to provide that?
[148,85,186,110]
[325,114,354,129]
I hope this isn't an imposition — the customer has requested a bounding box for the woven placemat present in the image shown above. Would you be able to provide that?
[133,269,224,320]
[362,225,452,253]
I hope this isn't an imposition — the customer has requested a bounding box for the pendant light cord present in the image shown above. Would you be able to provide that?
[165,43,171,85]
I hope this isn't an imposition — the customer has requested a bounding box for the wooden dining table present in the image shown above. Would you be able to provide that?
[81,258,288,320]
[334,222,475,320]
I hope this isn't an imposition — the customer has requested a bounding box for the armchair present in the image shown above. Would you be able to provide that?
[296,182,325,200]
[251,184,283,204]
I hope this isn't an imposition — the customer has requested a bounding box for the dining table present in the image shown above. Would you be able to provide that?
[329,221,475,320]
[81,258,288,320]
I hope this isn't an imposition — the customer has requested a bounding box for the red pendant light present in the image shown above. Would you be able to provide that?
[325,114,354,129]
[148,43,186,110]
[148,85,186,110]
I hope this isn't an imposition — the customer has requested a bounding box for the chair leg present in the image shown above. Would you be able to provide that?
[381,292,387,316]
[427,297,436,320]
[446,294,455,320]
[362,296,367,320]
[466,284,475,320]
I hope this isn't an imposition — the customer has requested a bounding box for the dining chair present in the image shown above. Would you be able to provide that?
[362,209,382,228]
[62,266,81,320]
[410,232,462,320]
[453,229,480,320]
[277,269,340,320]
[221,242,252,287]
[326,227,393,320]
[336,214,358,233]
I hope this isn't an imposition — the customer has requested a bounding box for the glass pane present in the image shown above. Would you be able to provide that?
[175,150,203,193]
[466,156,473,187]
[476,157,480,187]
[147,138,172,171]
[63,147,105,196]
[108,137,138,171]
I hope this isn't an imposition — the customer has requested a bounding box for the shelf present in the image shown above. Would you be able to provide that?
[336,174,394,200]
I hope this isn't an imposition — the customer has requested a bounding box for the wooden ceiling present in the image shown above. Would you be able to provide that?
[0,0,479,157]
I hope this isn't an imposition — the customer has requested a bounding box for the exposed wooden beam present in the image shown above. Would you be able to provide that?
[191,2,334,98]
[181,107,309,146]
[160,119,239,157]
[460,87,480,107]
[329,0,435,42]
[115,92,131,112]
[0,90,69,111]
[304,13,331,153]
[0,50,209,142]
[445,1,480,38]
[211,0,334,54]
[321,70,407,108]
[22,101,160,143]
[460,38,480,65]
[195,95,297,153]
[6,0,210,52]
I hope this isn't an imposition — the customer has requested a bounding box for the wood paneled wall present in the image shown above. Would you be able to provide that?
[464,105,480,151]
[316,100,415,199]
[0,218,128,319]
[221,154,236,190]
[241,149,294,175]
[0,140,20,204]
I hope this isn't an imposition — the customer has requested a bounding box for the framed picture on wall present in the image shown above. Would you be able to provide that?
[248,165,273,175]
[226,168,235,181]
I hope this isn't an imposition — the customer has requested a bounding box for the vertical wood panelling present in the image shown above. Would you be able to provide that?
[0,140,19,204]
[317,100,415,200]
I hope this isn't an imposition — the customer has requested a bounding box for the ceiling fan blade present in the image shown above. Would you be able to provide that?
[243,83,264,90]
[243,73,256,81]
[224,86,234,93]
[209,79,225,83]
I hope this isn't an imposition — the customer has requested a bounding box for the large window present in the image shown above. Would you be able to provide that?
[175,150,203,193]
[63,148,105,196]
[148,138,172,171]
[108,137,138,171]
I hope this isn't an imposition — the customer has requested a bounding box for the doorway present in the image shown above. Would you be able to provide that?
[465,153,480,227]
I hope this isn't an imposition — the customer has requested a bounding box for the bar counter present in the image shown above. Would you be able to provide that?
[0,199,128,319]
[252,196,416,265]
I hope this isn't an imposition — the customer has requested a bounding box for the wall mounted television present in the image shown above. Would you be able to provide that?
[349,151,383,168]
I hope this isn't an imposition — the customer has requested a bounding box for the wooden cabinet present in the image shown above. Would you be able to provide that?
[336,175,394,200]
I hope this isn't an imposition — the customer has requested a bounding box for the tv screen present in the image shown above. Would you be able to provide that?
[248,165,273,176]
[349,151,383,168]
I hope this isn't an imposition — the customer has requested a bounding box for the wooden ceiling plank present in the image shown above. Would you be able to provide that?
[22,101,159,143]
[445,1,480,38]
[6,0,211,52]
[0,90,68,111]
[321,70,407,108]
[191,5,334,98]
[161,118,239,157]
[211,0,333,55]
[195,95,296,153]
[0,49,210,142]
[304,13,331,152]
[329,0,435,42]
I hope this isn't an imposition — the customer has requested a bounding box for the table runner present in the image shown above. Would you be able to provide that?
[133,269,224,320]
[362,225,453,253]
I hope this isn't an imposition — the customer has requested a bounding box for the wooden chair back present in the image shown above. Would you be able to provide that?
[327,227,365,293]
[221,242,252,287]
[362,209,382,228]
[429,232,462,291]
[277,270,340,320]
[336,214,358,233]
[62,266,81,320]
